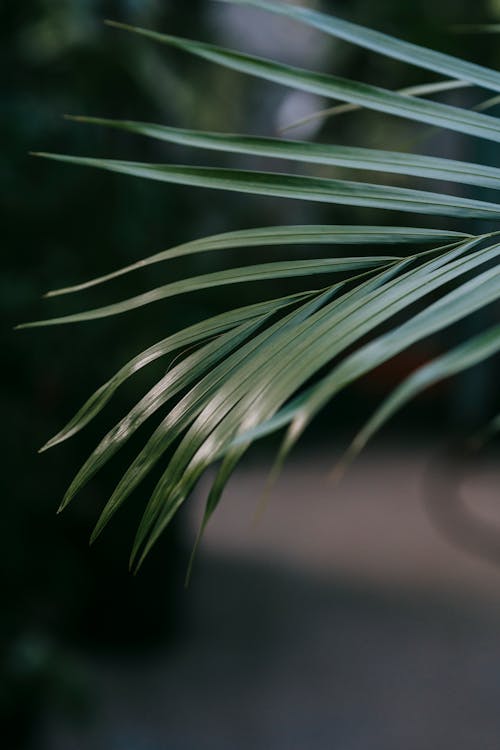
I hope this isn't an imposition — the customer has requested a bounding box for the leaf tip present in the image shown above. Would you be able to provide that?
[14,321,43,330]
[185,527,204,588]
[57,489,75,514]
[328,441,362,485]
[104,19,131,31]
[130,559,142,576]
[327,462,347,486]
[128,547,138,573]
[130,547,147,575]
[89,525,103,546]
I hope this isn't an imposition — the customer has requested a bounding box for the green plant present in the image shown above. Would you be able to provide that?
[20,0,500,573]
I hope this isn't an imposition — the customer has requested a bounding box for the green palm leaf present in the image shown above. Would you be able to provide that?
[18,255,395,328]
[219,0,500,92]
[66,115,500,191]
[26,5,500,571]
[29,155,500,223]
[105,21,500,143]
[275,254,500,467]
[60,314,271,515]
[41,292,309,450]
[338,323,500,473]
[89,287,340,542]
[47,223,460,298]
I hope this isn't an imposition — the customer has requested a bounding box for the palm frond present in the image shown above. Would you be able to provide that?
[23,4,500,569]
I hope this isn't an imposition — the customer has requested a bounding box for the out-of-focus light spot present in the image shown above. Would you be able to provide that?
[275,91,327,140]
[210,2,328,68]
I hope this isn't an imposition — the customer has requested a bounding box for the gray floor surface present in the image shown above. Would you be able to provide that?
[43,448,500,749]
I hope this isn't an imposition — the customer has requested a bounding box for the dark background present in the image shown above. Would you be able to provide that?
[3,1,500,748]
